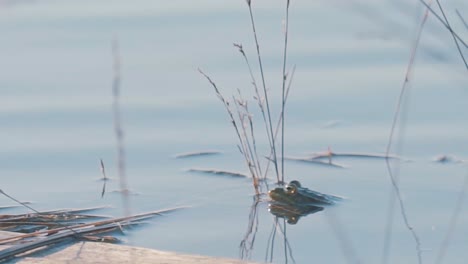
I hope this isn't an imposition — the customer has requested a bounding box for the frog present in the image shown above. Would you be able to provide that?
[268,180,343,207]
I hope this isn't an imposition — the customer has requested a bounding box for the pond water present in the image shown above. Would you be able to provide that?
[0,0,467,263]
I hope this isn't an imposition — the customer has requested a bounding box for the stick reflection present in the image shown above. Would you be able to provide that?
[239,195,324,263]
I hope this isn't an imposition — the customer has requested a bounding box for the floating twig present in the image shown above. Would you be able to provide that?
[432,155,461,163]
[100,159,107,198]
[175,151,222,159]
[282,156,347,169]
[187,168,249,178]
[308,151,405,161]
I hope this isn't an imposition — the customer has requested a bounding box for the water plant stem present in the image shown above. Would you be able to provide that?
[383,3,431,263]
[246,1,280,183]
[417,0,467,48]
[434,0,468,70]
[280,0,291,183]
[434,170,468,264]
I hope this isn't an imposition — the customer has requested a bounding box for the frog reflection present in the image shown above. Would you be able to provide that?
[268,202,323,224]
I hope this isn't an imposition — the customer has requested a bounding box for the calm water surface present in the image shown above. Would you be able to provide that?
[0,0,467,263]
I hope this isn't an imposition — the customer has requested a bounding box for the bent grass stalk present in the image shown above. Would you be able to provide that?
[234,43,266,179]
[383,3,432,263]
[233,97,261,187]
[234,91,263,183]
[201,2,296,192]
[198,69,260,195]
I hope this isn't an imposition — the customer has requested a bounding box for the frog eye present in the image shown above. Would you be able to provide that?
[289,180,301,188]
[285,184,297,194]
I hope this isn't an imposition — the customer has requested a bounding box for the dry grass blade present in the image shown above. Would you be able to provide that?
[0,190,107,244]
[0,205,111,221]
[0,221,136,261]
[0,207,187,246]
[0,213,106,224]
[44,206,111,215]
[63,206,111,214]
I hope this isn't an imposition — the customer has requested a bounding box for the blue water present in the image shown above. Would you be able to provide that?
[0,0,467,263]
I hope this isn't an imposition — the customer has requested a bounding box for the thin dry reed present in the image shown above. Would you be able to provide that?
[112,38,131,216]
[198,69,261,195]
[233,42,296,182]
[200,1,297,194]
[382,2,432,263]
[246,0,280,183]
[280,0,291,183]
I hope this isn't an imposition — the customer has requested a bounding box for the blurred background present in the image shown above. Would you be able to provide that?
[0,0,467,263]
